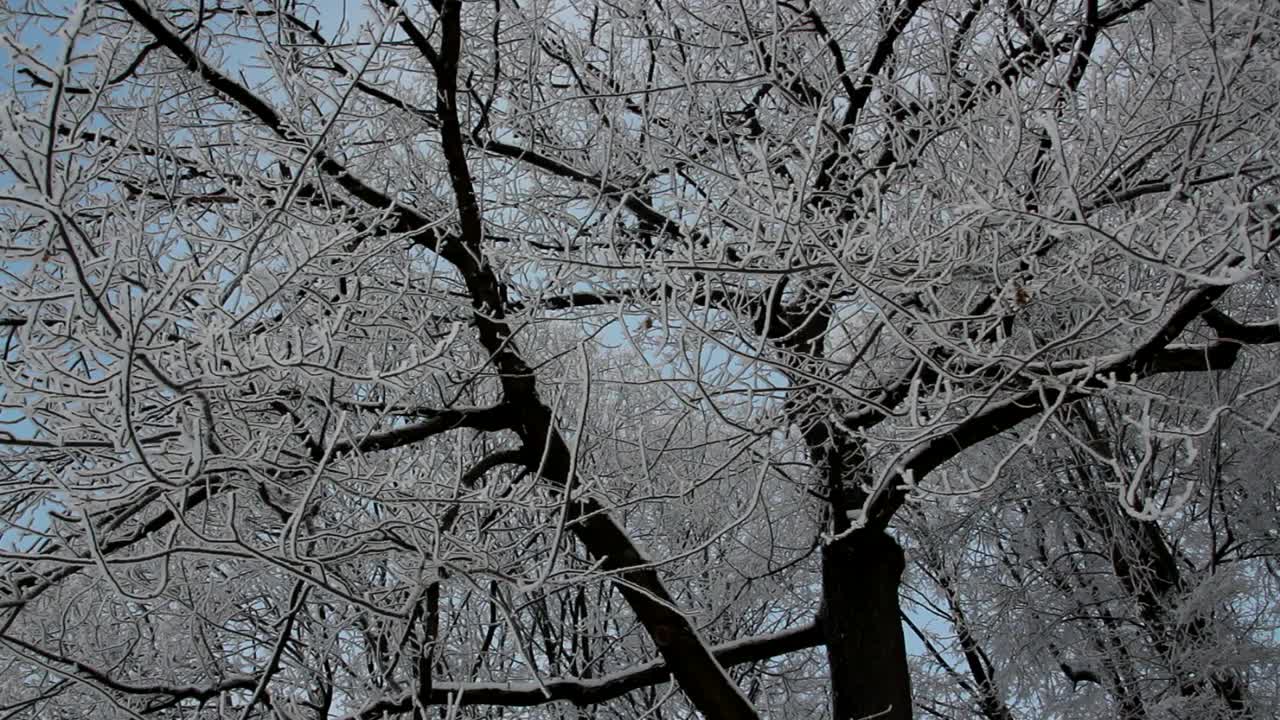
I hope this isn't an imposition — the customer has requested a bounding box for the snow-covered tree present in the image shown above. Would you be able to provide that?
[1,0,1276,718]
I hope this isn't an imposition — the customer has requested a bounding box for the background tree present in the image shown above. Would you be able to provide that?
[1,0,1277,719]
[899,379,1280,720]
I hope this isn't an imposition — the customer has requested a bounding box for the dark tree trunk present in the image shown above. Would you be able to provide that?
[794,403,916,720]
[822,529,913,720]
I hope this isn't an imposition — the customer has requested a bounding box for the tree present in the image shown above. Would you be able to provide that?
[899,382,1280,720]
[0,0,1277,718]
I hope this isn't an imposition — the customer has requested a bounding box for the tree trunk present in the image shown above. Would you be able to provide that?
[822,529,913,720]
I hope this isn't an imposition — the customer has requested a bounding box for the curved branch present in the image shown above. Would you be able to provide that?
[342,620,822,717]
[865,288,1274,529]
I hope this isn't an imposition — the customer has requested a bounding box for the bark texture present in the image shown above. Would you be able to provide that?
[823,529,913,720]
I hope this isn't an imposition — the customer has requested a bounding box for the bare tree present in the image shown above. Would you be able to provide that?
[1,0,1277,718]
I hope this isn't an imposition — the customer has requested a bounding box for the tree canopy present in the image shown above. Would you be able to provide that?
[1,0,1278,718]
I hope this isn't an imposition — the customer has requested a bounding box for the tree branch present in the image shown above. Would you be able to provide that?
[342,620,821,717]
[864,288,1269,529]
